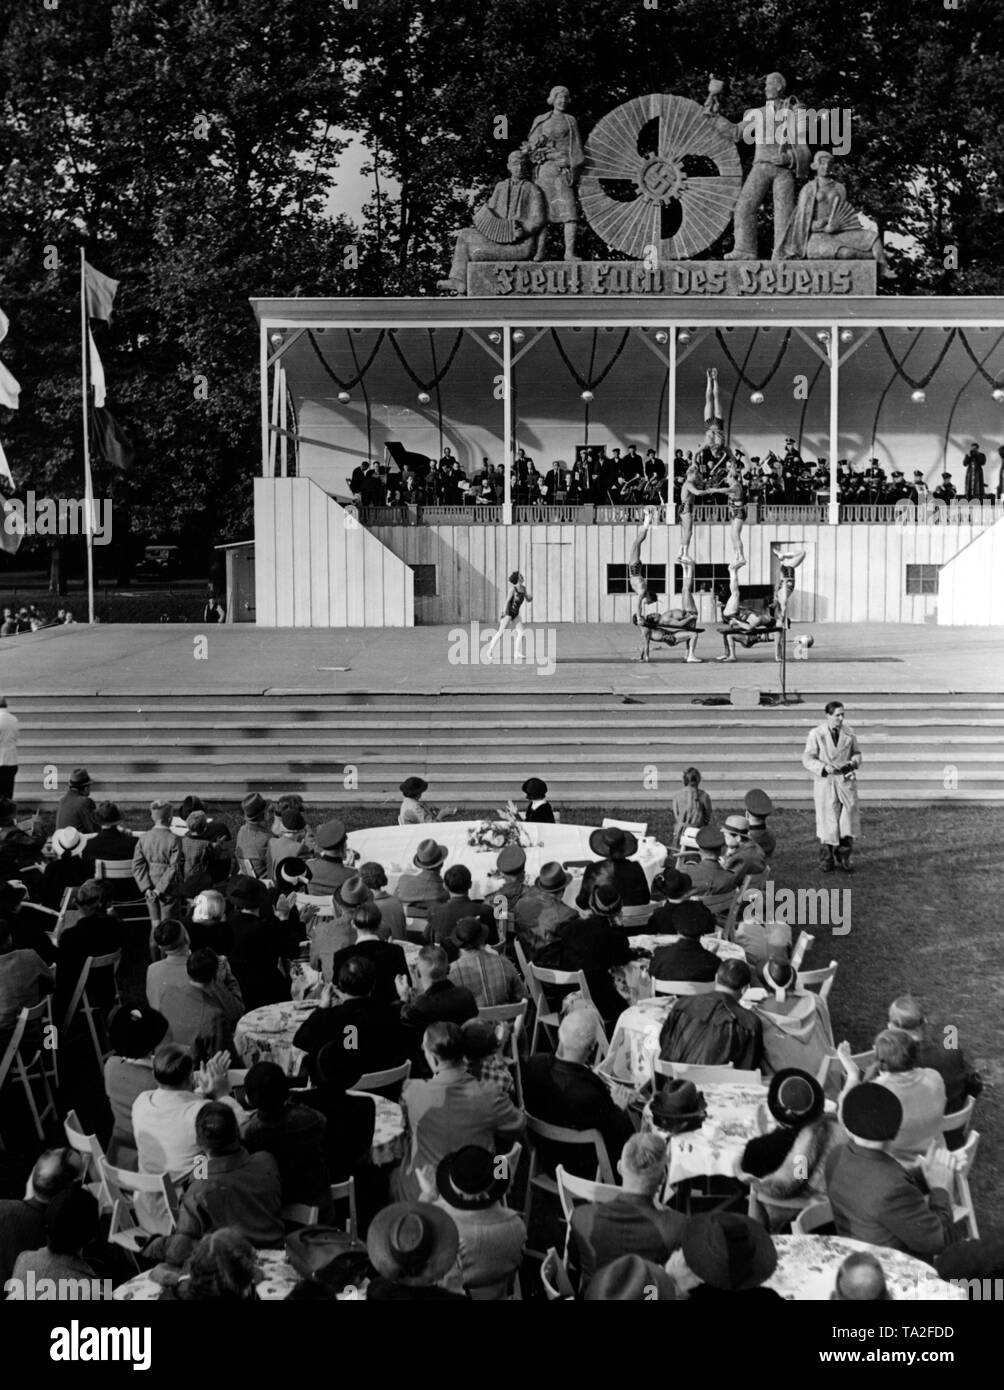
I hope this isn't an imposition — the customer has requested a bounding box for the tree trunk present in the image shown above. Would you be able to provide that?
[48,542,63,595]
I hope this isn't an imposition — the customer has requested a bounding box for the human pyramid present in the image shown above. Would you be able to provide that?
[631,369,805,664]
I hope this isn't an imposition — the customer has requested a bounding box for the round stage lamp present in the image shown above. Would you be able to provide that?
[512,329,526,344]
[488,331,501,343]
[581,389,594,402]
[270,332,283,348]
[993,387,1004,403]
[655,330,669,344]
[678,330,691,344]
[816,330,829,343]
[911,389,926,404]
[417,391,431,405]
[337,390,351,404]
[750,390,765,405]
[840,329,854,344]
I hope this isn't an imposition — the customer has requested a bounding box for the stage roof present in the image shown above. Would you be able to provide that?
[250,295,1004,329]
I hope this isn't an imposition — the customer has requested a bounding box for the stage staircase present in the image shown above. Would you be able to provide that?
[10,692,1004,809]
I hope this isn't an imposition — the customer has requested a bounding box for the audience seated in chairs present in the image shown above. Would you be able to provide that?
[521,1009,634,1179]
[53,879,123,1033]
[575,827,650,910]
[667,1211,784,1300]
[513,861,577,956]
[38,827,90,910]
[886,994,981,1151]
[158,946,244,1063]
[568,1132,686,1285]
[541,878,633,1027]
[740,1069,842,1231]
[396,944,478,1043]
[844,1027,947,1168]
[304,819,354,898]
[396,839,451,922]
[148,1102,284,1267]
[417,1144,527,1299]
[365,1201,466,1302]
[0,795,47,886]
[648,899,719,984]
[749,954,835,1078]
[659,958,764,1071]
[358,861,407,941]
[184,890,232,958]
[461,1018,516,1098]
[683,827,738,898]
[0,917,53,1052]
[721,815,768,880]
[81,801,138,868]
[240,1062,331,1217]
[10,1186,102,1290]
[103,1004,170,1166]
[293,955,407,1089]
[0,1147,84,1288]
[393,1022,525,1204]
[330,901,408,1005]
[447,917,525,1008]
[266,809,310,878]
[423,864,498,959]
[224,877,296,1011]
[824,1082,957,1260]
[156,1227,261,1302]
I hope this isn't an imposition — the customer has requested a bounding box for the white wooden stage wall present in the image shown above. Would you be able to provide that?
[937,518,1004,626]
[254,479,985,628]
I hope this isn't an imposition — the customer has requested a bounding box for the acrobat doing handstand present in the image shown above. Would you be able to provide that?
[628,512,703,663]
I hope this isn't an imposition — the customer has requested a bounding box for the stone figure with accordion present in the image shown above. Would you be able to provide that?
[438,149,548,295]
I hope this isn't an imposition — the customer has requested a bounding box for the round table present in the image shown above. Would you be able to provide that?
[767,1235,967,1301]
[113,1248,364,1303]
[234,1000,316,1077]
[346,821,666,907]
[646,1080,770,1186]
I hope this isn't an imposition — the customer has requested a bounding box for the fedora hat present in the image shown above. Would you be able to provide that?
[69,767,91,789]
[695,826,725,852]
[767,1069,825,1128]
[367,1202,459,1283]
[496,845,526,875]
[286,1227,369,1284]
[241,792,267,819]
[723,815,751,838]
[588,825,638,859]
[584,1255,679,1301]
[682,1213,778,1291]
[315,819,347,851]
[744,789,773,818]
[399,777,428,799]
[674,901,714,938]
[436,1146,508,1211]
[536,861,570,892]
[521,777,548,800]
[413,839,447,870]
[450,916,488,950]
[335,874,372,909]
[52,826,83,855]
[277,856,313,887]
[650,1079,707,1135]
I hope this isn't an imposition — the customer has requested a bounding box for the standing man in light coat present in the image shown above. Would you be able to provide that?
[0,697,17,800]
[802,700,862,873]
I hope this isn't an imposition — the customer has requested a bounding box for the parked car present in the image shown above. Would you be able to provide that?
[134,545,181,581]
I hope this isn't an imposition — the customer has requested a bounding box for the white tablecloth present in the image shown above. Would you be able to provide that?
[345,821,665,908]
[767,1235,967,1302]
[647,1080,770,1186]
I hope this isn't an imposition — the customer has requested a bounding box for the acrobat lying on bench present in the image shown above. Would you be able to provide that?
[716,615,785,662]
[633,609,704,662]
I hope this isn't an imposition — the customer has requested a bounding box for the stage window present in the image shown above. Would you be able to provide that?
[607,564,666,595]
[672,563,732,594]
[905,564,941,595]
[410,564,438,597]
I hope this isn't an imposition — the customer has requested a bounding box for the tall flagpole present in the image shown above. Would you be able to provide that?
[80,249,95,624]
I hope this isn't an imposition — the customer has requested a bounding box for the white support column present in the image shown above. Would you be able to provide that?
[666,327,678,524]
[260,325,270,478]
[502,326,513,525]
[829,325,840,525]
[279,366,288,478]
[268,366,281,478]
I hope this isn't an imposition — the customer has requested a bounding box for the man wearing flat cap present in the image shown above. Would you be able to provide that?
[825,1082,957,1259]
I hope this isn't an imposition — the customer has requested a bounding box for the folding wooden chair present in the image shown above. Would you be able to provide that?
[797,960,838,1003]
[478,1001,527,1107]
[347,1060,411,1095]
[540,1245,575,1300]
[651,979,716,997]
[940,1095,976,1143]
[526,962,598,1054]
[523,1114,614,1258]
[496,1139,522,1208]
[64,1108,113,1211]
[792,1198,835,1235]
[329,1176,358,1240]
[99,1158,182,1267]
[60,949,123,1073]
[92,859,148,924]
[652,1058,762,1091]
[556,1164,622,1259]
[947,1131,980,1239]
[281,1201,320,1226]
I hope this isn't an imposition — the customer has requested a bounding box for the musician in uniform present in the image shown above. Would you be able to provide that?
[933,472,956,504]
[438,149,548,294]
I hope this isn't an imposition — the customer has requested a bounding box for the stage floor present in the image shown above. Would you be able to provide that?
[2,621,1002,697]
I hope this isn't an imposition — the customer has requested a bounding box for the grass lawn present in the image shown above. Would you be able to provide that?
[111,799,1003,1233]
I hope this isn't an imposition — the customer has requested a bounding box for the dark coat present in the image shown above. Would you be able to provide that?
[329,937,408,1005]
[575,858,650,911]
[292,996,408,1089]
[521,1055,634,1178]
[824,1141,956,1259]
[658,990,763,1070]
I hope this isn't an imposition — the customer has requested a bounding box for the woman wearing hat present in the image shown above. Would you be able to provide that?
[574,825,650,911]
[415,1146,526,1299]
[103,1004,170,1165]
[518,776,554,823]
[398,778,456,826]
[365,1202,465,1301]
[739,1067,841,1231]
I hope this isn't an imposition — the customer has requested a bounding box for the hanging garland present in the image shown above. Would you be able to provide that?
[714,328,792,391]
[387,328,464,391]
[876,328,958,390]
[307,329,385,390]
[549,328,631,392]
[958,329,1004,388]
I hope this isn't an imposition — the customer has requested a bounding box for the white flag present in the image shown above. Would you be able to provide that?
[88,329,106,408]
[0,437,12,487]
[0,360,20,410]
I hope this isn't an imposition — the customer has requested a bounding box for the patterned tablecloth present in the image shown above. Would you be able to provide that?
[767,1235,967,1302]
[234,1000,316,1077]
[113,1248,362,1303]
[345,821,665,907]
[646,1081,770,1187]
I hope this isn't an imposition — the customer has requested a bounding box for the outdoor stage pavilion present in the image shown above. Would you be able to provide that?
[241,294,1004,631]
